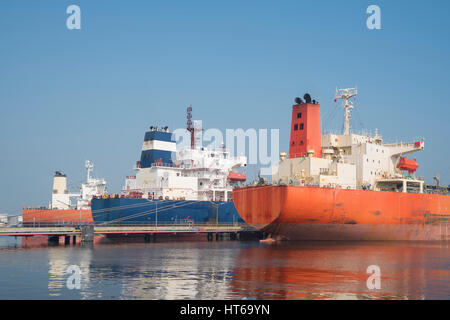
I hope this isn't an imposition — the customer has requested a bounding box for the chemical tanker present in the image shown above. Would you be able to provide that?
[22,161,107,224]
[233,88,450,241]
[90,107,247,225]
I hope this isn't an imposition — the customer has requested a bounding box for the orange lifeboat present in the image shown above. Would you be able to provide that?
[228,172,246,182]
[397,157,418,172]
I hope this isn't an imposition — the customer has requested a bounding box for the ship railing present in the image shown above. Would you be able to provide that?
[151,162,174,168]
[20,221,94,228]
[94,222,248,227]
[15,221,251,230]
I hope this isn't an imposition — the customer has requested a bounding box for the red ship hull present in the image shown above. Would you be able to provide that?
[22,208,93,224]
[233,186,450,241]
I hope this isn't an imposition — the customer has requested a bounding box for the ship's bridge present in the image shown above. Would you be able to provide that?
[123,108,247,202]
[322,132,383,149]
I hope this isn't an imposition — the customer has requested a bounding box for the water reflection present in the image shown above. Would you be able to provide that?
[47,247,93,298]
[0,238,449,299]
[118,243,237,299]
[230,242,450,299]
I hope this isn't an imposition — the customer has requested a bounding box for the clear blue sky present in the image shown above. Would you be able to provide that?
[1,0,449,214]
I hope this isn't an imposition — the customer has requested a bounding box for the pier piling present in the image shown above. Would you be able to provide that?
[81,225,94,244]
[48,235,59,245]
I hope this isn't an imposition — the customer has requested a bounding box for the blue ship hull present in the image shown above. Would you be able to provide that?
[91,198,244,225]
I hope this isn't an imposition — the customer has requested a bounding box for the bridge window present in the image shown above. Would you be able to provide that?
[300,123,304,130]
[297,112,302,119]
[294,124,298,131]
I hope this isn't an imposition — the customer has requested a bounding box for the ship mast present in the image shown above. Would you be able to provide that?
[335,87,358,135]
[187,105,195,149]
[85,160,94,183]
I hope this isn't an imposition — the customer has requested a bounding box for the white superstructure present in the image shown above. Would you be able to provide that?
[50,161,107,209]
[273,88,426,193]
[0,214,8,226]
[122,108,247,201]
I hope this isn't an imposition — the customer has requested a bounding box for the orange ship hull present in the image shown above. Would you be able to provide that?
[233,186,450,240]
[22,208,93,224]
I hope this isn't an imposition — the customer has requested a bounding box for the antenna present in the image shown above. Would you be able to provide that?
[186,105,195,149]
[85,160,94,182]
[335,87,358,135]
[434,173,440,187]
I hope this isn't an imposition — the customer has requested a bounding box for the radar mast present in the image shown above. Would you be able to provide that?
[335,87,358,135]
[85,160,94,183]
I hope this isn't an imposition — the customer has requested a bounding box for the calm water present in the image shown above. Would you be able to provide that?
[0,237,449,299]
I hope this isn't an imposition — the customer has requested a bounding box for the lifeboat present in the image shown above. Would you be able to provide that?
[228,172,246,182]
[397,157,418,172]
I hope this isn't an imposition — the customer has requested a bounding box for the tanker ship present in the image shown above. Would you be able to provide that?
[23,161,107,224]
[233,88,450,241]
[91,107,247,225]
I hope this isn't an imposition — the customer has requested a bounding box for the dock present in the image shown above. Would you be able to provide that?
[0,223,261,244]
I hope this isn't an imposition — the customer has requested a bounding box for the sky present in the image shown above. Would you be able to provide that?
[1,0,449,215]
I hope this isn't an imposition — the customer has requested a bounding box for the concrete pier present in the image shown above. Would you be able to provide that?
[0,224,262,244]
[80,225,94,244]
